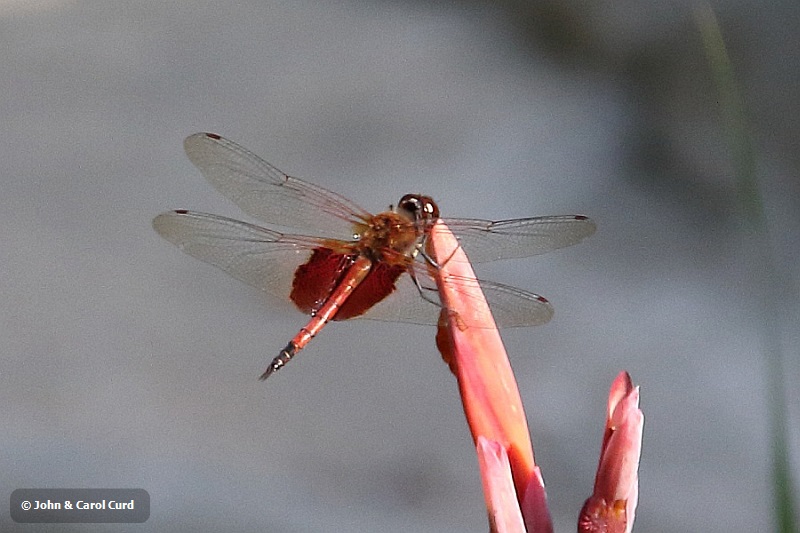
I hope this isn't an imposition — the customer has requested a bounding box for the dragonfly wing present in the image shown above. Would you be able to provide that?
[154,211,555,328]
[153,210,324,303]
[471,277,553,327]
[183,133,373,239]
[357,266,554,328]
[355,272,442,325]
[443,215,596,263]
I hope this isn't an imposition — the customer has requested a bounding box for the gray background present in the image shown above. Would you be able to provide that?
[2,1,799,531]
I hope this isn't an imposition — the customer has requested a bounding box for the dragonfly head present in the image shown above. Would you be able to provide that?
[397,194,440,227]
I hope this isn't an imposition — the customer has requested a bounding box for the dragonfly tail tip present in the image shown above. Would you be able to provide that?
[258,344,297,381]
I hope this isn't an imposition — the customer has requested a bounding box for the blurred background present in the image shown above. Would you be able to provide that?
[2,1,798,531]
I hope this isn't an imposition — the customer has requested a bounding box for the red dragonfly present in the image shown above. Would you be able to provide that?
[153,133,595,380]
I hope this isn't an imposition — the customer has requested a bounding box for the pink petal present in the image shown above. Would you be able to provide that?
[476,437,526,533]
[579,372,643,533]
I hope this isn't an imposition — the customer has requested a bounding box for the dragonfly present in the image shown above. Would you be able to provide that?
[153,133,596,380]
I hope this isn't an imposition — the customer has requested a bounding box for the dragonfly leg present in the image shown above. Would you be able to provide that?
[417,239,441,268]
[419,232,460,269]
[408,270,444,308]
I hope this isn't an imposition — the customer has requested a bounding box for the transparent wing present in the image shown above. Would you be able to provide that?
[154,211,554,329]
[183,133,373,239]
[182,133,596,263]
[153,210,326,303]
[357,263,554,329]
[443,215,596,263]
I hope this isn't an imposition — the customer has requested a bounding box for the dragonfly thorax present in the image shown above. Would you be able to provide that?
[356,208,425,266]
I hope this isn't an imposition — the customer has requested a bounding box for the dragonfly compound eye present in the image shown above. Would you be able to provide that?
[398,194,440,222]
